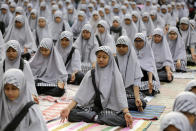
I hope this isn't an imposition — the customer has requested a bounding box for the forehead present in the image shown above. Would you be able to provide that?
[96,50,109,56]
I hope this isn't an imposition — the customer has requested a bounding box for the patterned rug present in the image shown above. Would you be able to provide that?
[130,105,166,120]
[47,119,152,131]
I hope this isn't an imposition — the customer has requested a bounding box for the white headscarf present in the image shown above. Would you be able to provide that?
[151,28,175,71]
[0,69,47,131]
[167,26,186,62]
[134,33,160,86]
[132,11,146,34]
[29,38,68,83]
[74,24,98,63]
[160,111,192,131]
[28,9,37,32]
[74,46,128,112]
[56,31,81,74]
[173,91,196,116]
[116,36,143,88]
[90,10,100,33]
[141,12,154,37]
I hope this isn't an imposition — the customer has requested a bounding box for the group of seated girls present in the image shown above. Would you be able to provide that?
[160,80,196,131]
[0,29,189,129]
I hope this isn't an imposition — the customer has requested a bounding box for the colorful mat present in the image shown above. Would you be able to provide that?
[130,105,166,120]
[47,119,152,131]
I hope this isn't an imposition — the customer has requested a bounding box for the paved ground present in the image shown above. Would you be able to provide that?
[147,78,193,131]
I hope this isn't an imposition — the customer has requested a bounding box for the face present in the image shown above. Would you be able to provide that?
[61,37,70,48]
[116,44,129,56]
[82,30,91,40]
[78,15,84,21]
[134,38,145,50]
[113,8,119,13]
[146,1,151,6]
[15,21,23,29]
[15,12,21,16]
[52,9,56,14]
[10,7,15,13]
[150,14,156,21]
[122,9,126,14]
[1,8,7,14]
[132,15,138,23]
[142,16,149,23]
[99,11,104,17]
[168,31,178,40]
[4,84,20,101]
[164,125,180,131]
[96,51,110,68]
[28,7,32,12]
[93,14,99,21]
[55,17,61,23]
[40,6,46,11]
[88,7,93,12]
[38,19,46,28]
[191,87,196,94]
[161,8,167,14]
[40,47,51,57]
[6,47,18,61]
[124,19,131,25]
[68,9,73,14]
[153,34,162,43]
[131,4,136,9]
[105,8,110,14]
[30,13,36,19]
[97,24,105,33]
[183,112,196,125]
[112,20,119,28]
[180,23,189,31]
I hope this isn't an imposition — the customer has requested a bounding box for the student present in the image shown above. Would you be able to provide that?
[167,26,187,72]
[57,31,84,85]
[110,16,126,42]
[0,69,48,131]
[60,46,133,128]
[132,11,146,34]
[28,9,37,33]
[122,14,138,42]
[173,92,196,130]
[29,38,67,97]
[151,28,175,83]
[49,10,71,43]
[150,10,165,29]
[160,112,192,131]
[95,20,116,54]
[74,24,98,68]
[141,12,154,38]
[89,11,100,33]
[179,17,196,66]
[35,17,51,47]
[0,4,11,30]
[115,36,146,111]
[71,11,87,40]
[0,40,38,102]
[66,5,77,27]
[4,15,37,60]
[134,33,160,96]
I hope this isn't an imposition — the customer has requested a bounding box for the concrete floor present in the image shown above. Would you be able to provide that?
[147,78,192,131]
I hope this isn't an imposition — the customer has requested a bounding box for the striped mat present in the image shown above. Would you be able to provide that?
[130,105,165,120]
[47,119,152,131]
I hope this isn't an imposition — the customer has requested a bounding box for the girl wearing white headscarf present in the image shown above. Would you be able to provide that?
[57,31,84,85]
[0,69,48,131]
[0,40,38,98]
[134,33,160,96]
[49,10,71,43]
[122,14,138,42]
[65,5,77,27]
[185,80,196,94]
[167,26,187,72]
[131,11,147,34]
[104,5,113,26]
[115,36,146,111]
[71,11,87,40]
[173,91,196,129]
[28,9,37,32]
[151,28,175,83]
[74,24,99,67]
[0,4,11,29]
[141,12,154,38]
[98,8,106,20]
[0,31,5,61]
[29,38,67,97]
[90,10,101,33]
[95,20,116,54]
[110,16,127,43]
[35,17,51,47]
[142,0,152,12]
[38,2,50,20]
[4,15,37,57]
[179,17,196,66]
[160,112,193,131]
[61,46,133,128]
[150,9,165,29]
[160,5,172,26]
